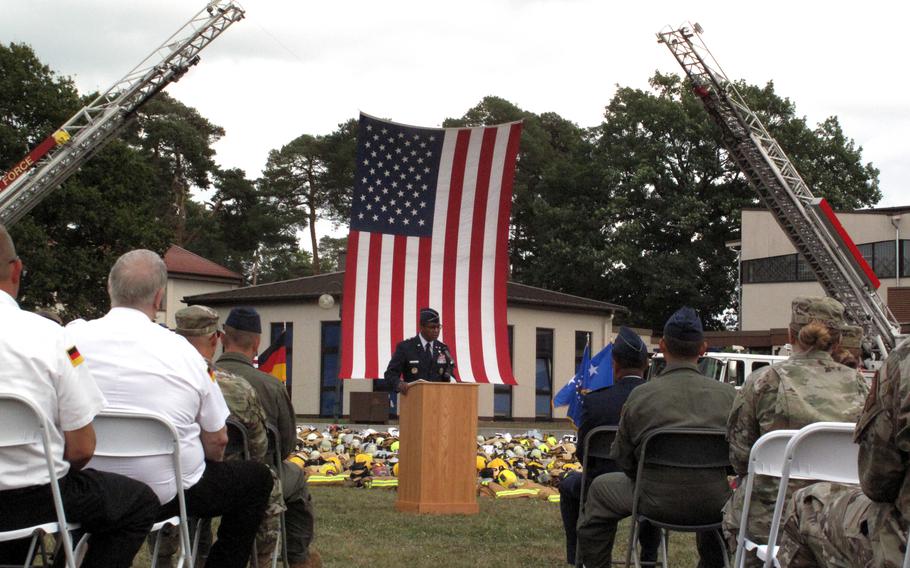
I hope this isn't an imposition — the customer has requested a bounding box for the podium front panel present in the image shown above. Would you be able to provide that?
[395,382,478,514]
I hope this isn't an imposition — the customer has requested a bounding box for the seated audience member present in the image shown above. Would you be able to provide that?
[67,249,272,568]
[0,226,158,568]
[723,297,869,567]
[576,308,736,568]
[218,307,320,568]
[778,338,910,567]
[173,305,285,565]
[559,326,659,565]
[832,324,863,370]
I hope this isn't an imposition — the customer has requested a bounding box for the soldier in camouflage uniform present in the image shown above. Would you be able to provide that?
[777,337,910,567]
[723,297,869,566]
[171,306,285,564]
[833,324,864,370]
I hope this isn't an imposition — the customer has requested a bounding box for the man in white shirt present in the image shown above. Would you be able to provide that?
[68,249,272,568]
[0,225,158,568]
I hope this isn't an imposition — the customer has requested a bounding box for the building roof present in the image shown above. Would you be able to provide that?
[185,271,628,315]
[164,245,243,284]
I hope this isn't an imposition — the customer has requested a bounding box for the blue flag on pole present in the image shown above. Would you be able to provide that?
[553,343,590,427]
[553,343,615,428]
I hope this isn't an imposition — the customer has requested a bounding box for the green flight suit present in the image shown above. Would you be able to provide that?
[577,362,736,568]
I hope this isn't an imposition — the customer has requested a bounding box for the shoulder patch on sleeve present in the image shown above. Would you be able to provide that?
[66,346,84,367]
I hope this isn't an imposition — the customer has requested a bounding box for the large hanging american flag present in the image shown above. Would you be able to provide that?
[339,113,522,384]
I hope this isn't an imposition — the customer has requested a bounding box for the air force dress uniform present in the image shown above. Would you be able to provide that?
[384,308,455,392]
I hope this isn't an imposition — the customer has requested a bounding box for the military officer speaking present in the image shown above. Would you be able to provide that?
[383,307,455,394]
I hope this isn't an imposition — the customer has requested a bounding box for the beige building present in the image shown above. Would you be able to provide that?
[186,272,627,421]
[739,206,910,337]
[156,245,243,327]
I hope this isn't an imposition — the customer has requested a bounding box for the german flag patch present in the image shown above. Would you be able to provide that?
[208,368,216,383]
[67,346,84,367]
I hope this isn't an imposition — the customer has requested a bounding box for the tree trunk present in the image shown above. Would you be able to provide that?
[306,163,321,274]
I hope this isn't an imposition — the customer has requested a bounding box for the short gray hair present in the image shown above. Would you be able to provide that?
[108,249,167,308]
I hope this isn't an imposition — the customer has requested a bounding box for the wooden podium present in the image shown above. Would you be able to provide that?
[395,381,479,515]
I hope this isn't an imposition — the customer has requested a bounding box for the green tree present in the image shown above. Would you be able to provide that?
[1,43,172,319]
[260,123,355,274]
[0,42,80,164]
[125,92,224,245]
[591,73,880,328]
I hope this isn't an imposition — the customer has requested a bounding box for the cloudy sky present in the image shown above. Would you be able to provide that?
[4,0,908,232]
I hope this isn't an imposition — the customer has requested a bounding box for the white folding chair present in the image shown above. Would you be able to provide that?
[740,422,858,568]
[733,429,797,568]
[0,393,79,568]
[90,411,195,568]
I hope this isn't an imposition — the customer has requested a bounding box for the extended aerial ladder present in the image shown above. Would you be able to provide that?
[658,24,902,358]
[0,1,245,226]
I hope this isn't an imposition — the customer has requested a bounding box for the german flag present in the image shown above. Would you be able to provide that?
[67,346,84,367]
[258,330,287,383]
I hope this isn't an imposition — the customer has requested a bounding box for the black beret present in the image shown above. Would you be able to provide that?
[663,307,704,342]
[613,326,647,361]
[420,307,440,325]
[225,307,261,334]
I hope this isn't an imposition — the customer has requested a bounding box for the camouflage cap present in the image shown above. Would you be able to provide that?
[790,296,847,329]
[839,324,864,349]
[175,305,220,336]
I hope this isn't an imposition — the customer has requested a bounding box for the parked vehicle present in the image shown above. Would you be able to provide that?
[647,352,788,387]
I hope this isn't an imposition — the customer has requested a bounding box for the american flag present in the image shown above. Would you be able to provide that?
[339,113,522,384]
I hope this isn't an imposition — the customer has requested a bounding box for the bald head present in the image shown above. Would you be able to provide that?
[0,225,16,281]
[108,249,167,310]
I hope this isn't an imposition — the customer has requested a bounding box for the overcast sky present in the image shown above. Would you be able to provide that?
[4,0,908,244]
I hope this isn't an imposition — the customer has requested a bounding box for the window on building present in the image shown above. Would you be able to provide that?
[535,328,554,419]
[493,326,514,419]
[743,240,910,284]
[269,322,293,396]
[874,241,897,279]
[319,321,342,418]
[575,330,591,368]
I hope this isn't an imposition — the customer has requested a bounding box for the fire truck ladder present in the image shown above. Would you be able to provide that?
[0,1,245,227]
[657,24,901,356]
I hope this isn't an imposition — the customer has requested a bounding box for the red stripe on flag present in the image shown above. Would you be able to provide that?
[467,127,498,382]
[364,235,383,378]
[416,236,431,328]
[442,130,471,379]
[339,231,360,379]
[390,235,407,350]
[495,124,523,384]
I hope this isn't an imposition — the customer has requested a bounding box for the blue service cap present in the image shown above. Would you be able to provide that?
[663,307,704,342]
[419,307,440,325]
[613,326,647,360]
[225,307,261,334]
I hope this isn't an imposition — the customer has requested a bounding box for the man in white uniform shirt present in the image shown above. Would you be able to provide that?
[0,226,158,568]
[68,249,272,568]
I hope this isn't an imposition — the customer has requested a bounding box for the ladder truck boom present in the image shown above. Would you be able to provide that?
[657,24,901,357]
[0,1,245,227]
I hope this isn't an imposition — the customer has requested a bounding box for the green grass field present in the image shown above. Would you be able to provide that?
[308,485,700,568]
[125,484,700,567]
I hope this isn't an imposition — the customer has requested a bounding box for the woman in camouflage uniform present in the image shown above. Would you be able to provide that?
[778,337,910,568]
[722,296,869,566]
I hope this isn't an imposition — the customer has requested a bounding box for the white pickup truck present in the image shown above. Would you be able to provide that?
[648,352,788,387]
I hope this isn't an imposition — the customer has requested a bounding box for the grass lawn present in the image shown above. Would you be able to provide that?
[309,486,700,568]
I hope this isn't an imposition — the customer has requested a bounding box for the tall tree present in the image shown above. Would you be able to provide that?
[591,73,880,329]
[260,123,355,274]
[125,92,224,245]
